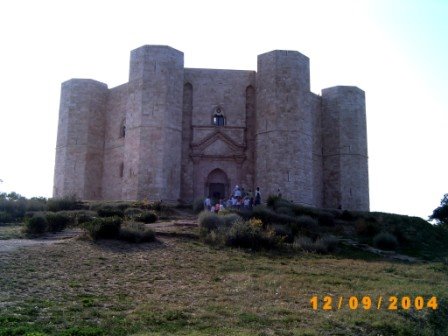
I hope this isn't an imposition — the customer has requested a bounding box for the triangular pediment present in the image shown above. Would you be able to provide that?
[191,130,246,159]
[202,138,234,156]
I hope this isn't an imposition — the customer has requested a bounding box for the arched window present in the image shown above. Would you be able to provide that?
[212,106,225,126]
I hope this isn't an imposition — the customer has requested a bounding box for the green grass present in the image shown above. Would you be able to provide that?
[0,224,25,239]
[0,234,447,335]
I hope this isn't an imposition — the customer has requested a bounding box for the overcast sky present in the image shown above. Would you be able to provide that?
[0,0,446,219]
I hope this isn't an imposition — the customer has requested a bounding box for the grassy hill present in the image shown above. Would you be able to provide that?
[0,197,448,335]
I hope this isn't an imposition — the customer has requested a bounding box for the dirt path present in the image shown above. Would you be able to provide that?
[0,229,82,253]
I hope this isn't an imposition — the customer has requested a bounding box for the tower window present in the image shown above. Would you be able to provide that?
[212,107,225,126]
[119,119,126,138]
[119,162,124,178]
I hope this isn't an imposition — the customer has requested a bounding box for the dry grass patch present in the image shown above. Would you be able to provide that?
[0,235,447,335]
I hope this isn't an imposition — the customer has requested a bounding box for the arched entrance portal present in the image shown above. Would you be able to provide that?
[206,169,229,200]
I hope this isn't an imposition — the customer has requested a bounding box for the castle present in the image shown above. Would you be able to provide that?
[53,45,369,211]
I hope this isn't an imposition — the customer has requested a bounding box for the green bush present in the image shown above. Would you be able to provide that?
[225,220,280,250]
[271,224,294,243]
[221,213,242,227]
[198,211,224,232]
[0,211,13,224]
[314,235,339,253]
[24,215,48,235]
[45,212,71,232]
[124,207,143,219]
[296,215,319,231]
[135,211,158,224]
[47,195,84,212]
[89,201,133,211]
[84,217,122,240]
[340,210,355,221]
[0,197,27,222]
[318,212,336,227]
[97,206,124,218]
[373,232,398,251]
[276,206,295,217]
[252,206,296,226]
[355,218,381,236]
[266,195,281,209]
[119,223,156,243]
[293,235,339,253]
[72,210,97,225]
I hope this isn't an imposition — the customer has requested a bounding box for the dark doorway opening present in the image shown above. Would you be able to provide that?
[209,183,225,199]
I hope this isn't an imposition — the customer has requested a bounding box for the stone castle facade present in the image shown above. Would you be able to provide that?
[53,45,369,210]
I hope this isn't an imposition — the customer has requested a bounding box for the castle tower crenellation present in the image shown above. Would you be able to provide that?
[53,45,369,211]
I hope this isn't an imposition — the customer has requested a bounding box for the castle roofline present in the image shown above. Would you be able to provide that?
[257,49,309,61]
[61,78,108,88]
[185,67,256,73]
[131,44,184,55]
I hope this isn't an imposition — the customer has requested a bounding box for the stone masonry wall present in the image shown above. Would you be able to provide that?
[54,45,369,210]
[183,69,255,201]
[321,86,369,210]
[123,45,184,201]
[101,83,128,200]
[255,50,315,205]
[53,79,108,199]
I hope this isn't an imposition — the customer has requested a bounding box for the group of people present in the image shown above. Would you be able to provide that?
[204,185,262,212]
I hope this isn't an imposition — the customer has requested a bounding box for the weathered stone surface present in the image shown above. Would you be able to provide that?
[53,45,369,211]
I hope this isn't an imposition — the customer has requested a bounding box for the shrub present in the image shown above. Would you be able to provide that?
[45,212,71,232]
[318,212,336,227]
[373,232,398,251]
[24,215,48,235]
[73,210,97,225]
[47,195,84,212]
[355,218,381,236]
[296,215,319,231]
[293,235,339,253]
[0,211,13,224]
[119,223,155,243]
[293,235,315,252]
[314,235,339,253]
[97,206,124,218]
[26,197,47,212]
[198,211,223,231]
[124,207,143,219]
[84,217,122,240]
[266,195,281,209]
[225,220,280,250]
[252,206,295,226]
[221,213,242,227]
[276,206,295,217]
[271,224,294,243]
[0,197,27,222]
[193,198,205,213]
[340,210,355,221]
[135,211,158,224]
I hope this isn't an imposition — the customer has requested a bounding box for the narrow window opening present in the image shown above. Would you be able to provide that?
[119,119,126,138]
[119,162,124,178]
[212,106,225,126]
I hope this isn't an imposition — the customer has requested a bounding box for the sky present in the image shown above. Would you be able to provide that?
[0,0,446,220]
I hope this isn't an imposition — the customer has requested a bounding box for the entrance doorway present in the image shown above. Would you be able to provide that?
[206,169,229,201]
[209,183,225,199]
